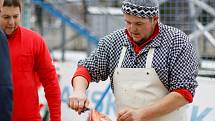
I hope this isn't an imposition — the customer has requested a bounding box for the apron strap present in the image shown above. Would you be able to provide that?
[118,47,155,68]
[145,48,155,68]
[118,46,127,68]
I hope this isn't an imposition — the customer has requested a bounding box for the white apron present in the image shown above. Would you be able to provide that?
[113,46,187,121]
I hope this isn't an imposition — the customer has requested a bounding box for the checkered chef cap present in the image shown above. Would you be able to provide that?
[122,0,159,17]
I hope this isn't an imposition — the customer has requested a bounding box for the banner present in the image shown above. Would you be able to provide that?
[39,62,215,121]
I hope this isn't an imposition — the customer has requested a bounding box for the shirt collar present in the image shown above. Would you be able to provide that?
[125,23,160,48]
[124,23,161,54]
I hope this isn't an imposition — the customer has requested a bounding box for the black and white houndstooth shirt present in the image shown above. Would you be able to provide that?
[78,23,198,96]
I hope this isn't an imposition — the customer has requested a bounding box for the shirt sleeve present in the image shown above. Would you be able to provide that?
[172,88,193,103]
[168,34,198,99]
[34,36,61,121]
[77,35,112,83]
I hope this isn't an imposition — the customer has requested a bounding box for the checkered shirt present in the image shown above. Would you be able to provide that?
[78,23,198,96]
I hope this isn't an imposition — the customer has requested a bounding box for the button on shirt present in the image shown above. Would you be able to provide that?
[74,23,198,102]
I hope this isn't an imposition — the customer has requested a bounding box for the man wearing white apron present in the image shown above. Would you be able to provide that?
[69,0,198,121]
[113,47,187,121]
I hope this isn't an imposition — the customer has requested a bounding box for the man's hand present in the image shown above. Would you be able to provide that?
[117,107,149,121]
[68,90,89,114]
[68,76,89,114]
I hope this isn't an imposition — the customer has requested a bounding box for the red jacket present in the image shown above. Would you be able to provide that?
[8,26,61,121]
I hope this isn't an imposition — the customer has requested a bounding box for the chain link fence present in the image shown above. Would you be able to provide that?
[32,0,215,63]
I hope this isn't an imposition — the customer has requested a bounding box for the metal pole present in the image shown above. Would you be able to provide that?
[191,0,215,17]
[22,0,31,28]
[189,20,215,40]
[35,4,44,35]
[188,0,201,65]
[195,20,215,47]
[82,0,87,23]
[61,22,66,62]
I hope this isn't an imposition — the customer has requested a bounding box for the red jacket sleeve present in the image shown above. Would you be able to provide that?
[35,37,61,121]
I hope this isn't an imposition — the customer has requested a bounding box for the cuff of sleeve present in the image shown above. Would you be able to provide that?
[71,65,92,86]
[171,88,193,103]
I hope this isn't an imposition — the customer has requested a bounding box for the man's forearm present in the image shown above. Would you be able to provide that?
[72,76,89,92]
[140,92,188,120]
[69,76,90,113]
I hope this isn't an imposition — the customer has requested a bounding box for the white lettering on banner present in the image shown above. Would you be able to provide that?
[39,62,215,121]
[187,76,215,121]
[190,105,213,121]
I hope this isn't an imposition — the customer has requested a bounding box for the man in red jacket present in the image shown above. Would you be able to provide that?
[0,0,61,121]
